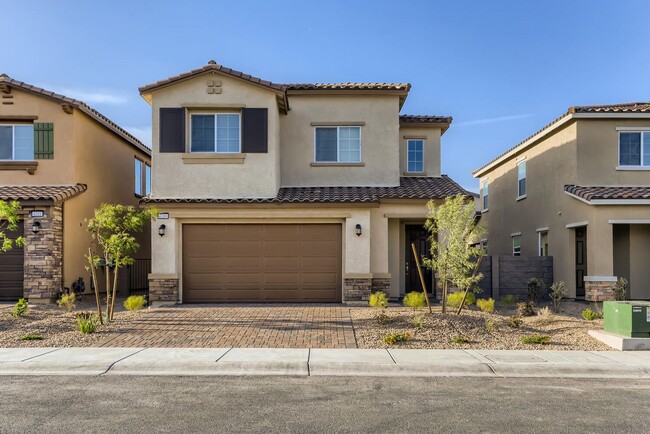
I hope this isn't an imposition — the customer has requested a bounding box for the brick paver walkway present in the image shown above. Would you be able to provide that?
[96,304,357,348]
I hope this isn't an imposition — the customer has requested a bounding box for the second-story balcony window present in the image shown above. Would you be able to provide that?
[619,131,650,167]
[190,113,240,153]
[0,124,34,160]
[314,126,361,163]
[407,139,424,172]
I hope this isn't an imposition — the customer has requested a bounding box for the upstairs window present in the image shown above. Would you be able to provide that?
[481,180,489,211]
[135,158,151,196]
[539,231,549,256]
[314,126,361,163]
[135,159,143,196]
[517,160,526,198]
[0,124,34,160]
[619,132,650,167]
[190,113,240,153]
[145,163,151,195]
[407,139,424,172]
[512,234,521,256]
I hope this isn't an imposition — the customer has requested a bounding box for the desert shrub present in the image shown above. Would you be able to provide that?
[123,295,147,311]
[369,292,389,309]
[533,306,555,325]
[582,308,602,321]
[11,298,28,317]
[376,313,395,325]
[403,291,426,309]
[517,301,536,317]
[57,292,76,312]
[485,318,495,332]
[476,298,495,313]
[549,281,567,313]
[500,294,517,307]
[446,291,476,308]
[611,277,628,301]
[507,315,522,328]
[450,335,470,344]
[383,331,411,345]
[521,334,551,345]
[20,334,43,340]
[76,312,97,334]
[527,277,544,303]
[411,314,425,329]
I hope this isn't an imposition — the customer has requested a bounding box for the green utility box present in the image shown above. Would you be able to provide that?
[603,301,650,337]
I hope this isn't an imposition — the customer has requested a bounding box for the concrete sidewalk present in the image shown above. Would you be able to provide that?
[1,347,650,378]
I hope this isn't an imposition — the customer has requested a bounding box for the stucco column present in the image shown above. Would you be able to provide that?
[370,208,391,295]
[148,214,179,304]
[584,216,616,301]
[24,205,63,303]
[343,209,372,302]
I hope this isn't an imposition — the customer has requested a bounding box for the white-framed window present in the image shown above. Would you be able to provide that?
[135,158,143,196]
[517,160,526,199]
[538,231,549,256]
[135,158,151,196]
[0,124,34,160]
[481,180,489,211]
[190,113,240,153]
[406,139,424,172]
[619,131,650,167]
[145,163,151,196]
[314,126,361,163]
[512,234,521,256]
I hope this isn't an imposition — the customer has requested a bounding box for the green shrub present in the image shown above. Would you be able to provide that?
[517,301,536,317]
[527,277,544,303]
[403,291,426,309]
[123,295,147,311]
[549,281,567,313]
[446,291,476,308]
[57,292,76,312]
[450,335,470,344]
[500,294,517,307]
[411,314,425,329]
[476,298,495,313]
[20,334,43,341]
[521,334,551,345]
[485,318,495,332]
[376,313,395,325]
[611,277,628,301]
[582,308,602,321]
[507,315,522,328]
[76,312,97,334]
[11,298,28,317]
[383,331,411,345]
[369,291,389,309]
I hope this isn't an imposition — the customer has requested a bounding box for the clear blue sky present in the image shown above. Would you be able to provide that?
[3,0,650,191]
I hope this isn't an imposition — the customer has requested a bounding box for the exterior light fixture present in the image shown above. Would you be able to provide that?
[355,224,362,237]
[31,220,41,234]
[158,224,166,237]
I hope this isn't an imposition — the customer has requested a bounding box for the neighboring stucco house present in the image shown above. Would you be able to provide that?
[473,103,650,301]
[0,74,151,303]
[140,60,469,304]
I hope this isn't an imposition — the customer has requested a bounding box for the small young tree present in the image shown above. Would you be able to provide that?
[87,204,156,322]
[423,194,486,314]
[0,200,25,252]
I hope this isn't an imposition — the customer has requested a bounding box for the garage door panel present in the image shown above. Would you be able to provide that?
[183,224,341,303]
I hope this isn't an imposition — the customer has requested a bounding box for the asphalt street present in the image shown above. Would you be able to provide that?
[0,376,648,433]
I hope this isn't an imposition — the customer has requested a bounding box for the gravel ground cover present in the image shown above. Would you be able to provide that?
[350,300,612,350]
[0,298,149,348]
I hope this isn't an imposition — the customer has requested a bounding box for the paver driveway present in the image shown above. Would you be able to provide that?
[96,304,357,348]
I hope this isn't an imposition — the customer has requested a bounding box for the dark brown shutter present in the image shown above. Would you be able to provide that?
[241,108,268,153]
[159,108,185,153]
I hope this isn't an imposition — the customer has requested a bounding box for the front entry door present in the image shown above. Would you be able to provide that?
[575,227,587,297]
[405,225,434,297]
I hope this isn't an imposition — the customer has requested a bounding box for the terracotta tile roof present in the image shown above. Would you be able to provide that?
[565,185,650,202]
[0,75,150,156]
[142,176,470,204]
[399,115,453,124]
[286,83,410,91]
[0,184,87,202]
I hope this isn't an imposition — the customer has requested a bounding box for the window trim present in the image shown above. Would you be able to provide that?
[189,112,241,154]
[481,179,489,212]
[617,130,650,168]
[406,139,425,173]
[516,159,527,200]
[512,234,522,256]
[0,124,35,161]
[313,126,362,163]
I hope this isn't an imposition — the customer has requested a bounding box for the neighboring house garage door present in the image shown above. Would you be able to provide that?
[182,224,342,303]
[0,223,24,301]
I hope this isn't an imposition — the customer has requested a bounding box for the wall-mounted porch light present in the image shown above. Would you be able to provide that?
[31,220,41,234]
[158,224,166,237]
[355,224,362,237]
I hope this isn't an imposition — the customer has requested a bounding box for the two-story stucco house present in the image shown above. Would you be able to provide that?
[140,60,469,304]
[0,74,151,303]
[474,103,650,301]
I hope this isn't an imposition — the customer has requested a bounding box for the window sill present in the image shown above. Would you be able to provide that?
[182,153,246,164]
[516,195,527,201]
[402,171,427,176]
[616,166,650,171]
[481,208,489,213]
[0,160,38,175]
[310,162,365,167]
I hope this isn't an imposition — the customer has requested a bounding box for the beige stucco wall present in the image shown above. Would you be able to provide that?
[398,126,441,176]
[280,95,401,187]
[148,73,281,199]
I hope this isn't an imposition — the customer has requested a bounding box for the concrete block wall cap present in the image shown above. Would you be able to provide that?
[344,273,373,279]
[148,273,179,279]
[584,276,617,282]
[371,273,392,279]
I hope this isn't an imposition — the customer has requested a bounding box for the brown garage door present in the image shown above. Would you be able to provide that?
[182,224,342,303]
[0,222,24,301]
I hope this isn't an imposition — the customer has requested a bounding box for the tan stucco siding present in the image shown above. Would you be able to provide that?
[399,126,441,176]
[149,74,281,198]
[279,95,401,187]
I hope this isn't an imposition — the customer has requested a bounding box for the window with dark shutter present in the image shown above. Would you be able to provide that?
[241,108,268,153]
[34,123,53,159]
[159,108,185,153]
